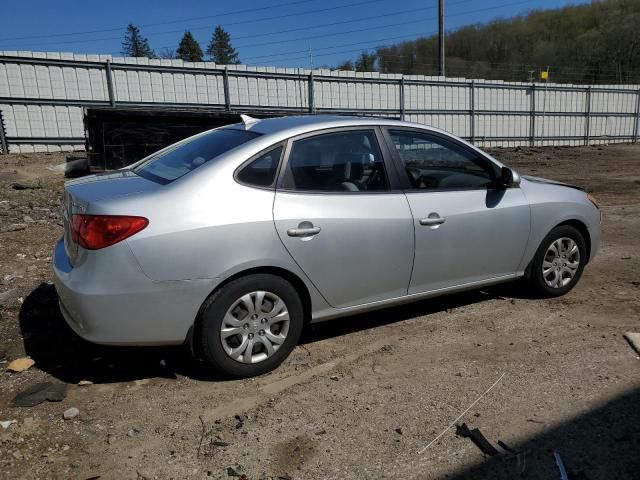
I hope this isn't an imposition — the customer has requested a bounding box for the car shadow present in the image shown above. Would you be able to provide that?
[444,386,640,480]
[19,280,535,384]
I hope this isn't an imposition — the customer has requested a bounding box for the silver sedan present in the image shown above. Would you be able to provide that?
[53,115,601,377]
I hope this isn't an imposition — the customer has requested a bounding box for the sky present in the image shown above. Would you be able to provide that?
[0,0,589,68]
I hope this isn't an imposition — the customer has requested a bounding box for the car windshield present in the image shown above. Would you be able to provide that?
[134,128,260,184]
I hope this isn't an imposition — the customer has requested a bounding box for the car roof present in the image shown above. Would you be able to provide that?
[225,114,446,137]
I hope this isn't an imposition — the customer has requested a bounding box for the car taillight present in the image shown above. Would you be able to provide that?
[71,214,148,250]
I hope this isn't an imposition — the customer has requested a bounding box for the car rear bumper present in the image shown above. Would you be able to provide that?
[52,237,214,346]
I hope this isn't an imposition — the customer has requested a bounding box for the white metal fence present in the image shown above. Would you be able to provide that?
[1,51,639,154]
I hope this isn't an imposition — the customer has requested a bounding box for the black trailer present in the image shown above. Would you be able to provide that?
[84,107,277,171]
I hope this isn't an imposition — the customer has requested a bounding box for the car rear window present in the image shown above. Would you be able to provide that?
[134,128,260,184]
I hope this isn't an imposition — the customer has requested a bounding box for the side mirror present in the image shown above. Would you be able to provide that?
[498,167,520,188]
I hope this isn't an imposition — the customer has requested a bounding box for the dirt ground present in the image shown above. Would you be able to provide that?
[0,144,639,480]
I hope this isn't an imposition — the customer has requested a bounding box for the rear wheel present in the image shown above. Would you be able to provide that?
[199,274,304,378]
[527,225,586,297]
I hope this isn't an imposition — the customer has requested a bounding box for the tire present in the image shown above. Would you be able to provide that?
[199,274,304,378]
[527,225,587,297]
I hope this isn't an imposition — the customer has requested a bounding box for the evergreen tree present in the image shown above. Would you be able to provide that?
[206,26,240,64]
[176,31,203,62]
[121,24,155,58]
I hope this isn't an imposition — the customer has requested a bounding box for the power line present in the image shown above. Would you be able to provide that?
[232,0,535,62]
[0,0,387,49]
[154,0,532,54]
[232,0,472,42]
[0,0,319,42]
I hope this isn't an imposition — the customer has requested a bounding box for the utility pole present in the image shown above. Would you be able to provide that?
[438,0,445,77]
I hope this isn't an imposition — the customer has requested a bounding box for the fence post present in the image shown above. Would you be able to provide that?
[105,60,116,107]
[584,86,592,146]
[308,72,315,113]
[399,76,405,120]
[0,110,8,155]
[529,84,536,147]
[469,80,475,144]
[633,89,640,144]
[223,67,231,111]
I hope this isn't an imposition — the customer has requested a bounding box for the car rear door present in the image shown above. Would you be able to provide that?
[273,127,414,308]
[382,128,531,295]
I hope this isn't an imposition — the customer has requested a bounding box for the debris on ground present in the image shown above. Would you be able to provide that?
[11,182,37,190]
[455,423,500,456]
[0,288,20,306]
[554,451,570,480]
[0,420,17,429]
[497,439,518,453]
[623,332,640,356]
[11,382,68,407]
[1,223,27,233]
[63,407,80,420]
[226,464,246,477]
[6,357,35,372]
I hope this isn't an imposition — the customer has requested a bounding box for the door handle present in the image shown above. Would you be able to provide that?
[419,214,446,226]
[287,224,321,237]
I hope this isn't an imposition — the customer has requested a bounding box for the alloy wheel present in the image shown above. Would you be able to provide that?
[542,237,580,289]
[220,291,290,364]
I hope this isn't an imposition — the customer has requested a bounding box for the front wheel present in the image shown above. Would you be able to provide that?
[527,225,587,297]
[199,274,304,378]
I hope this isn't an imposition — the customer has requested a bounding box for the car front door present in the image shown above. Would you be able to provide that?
[273,127,414,308]
[383,128,531,295]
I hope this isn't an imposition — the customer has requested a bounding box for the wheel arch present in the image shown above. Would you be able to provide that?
[524,217,592,280]
[186,266,313,358]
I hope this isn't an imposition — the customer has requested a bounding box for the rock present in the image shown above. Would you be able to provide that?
[0,288,20,306]
[0,420,17,429]
[227,464,245,477]
[6,357,35,372]
[107,435,117,445]
[329,375,339,381]
[16,253,26,259]
[395,427,403,435]
[127,428,140,437]
[624,332,640,355]
[11,382,67,407]
[23,215,34,223]
[63,407,80,420]
[77,380,93,387]
[12,182,36,190]
[1,223,27,233]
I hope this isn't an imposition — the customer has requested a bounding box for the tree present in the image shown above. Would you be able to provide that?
[355,52,376,72]
[206,26,240,64]
[121,24,155,58]
[336,60,354,71]
[176,31,203,62]
[158,47,177,59]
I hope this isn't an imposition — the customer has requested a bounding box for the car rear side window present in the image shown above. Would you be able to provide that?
[134,128,260,184]
[282,130,388,192]
[236,145,284,188]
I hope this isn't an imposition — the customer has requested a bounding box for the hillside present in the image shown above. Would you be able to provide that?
[341,0,640,84]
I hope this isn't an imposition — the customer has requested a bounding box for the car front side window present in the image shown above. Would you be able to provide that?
[282,130,388,192]
[388,129,497,190]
